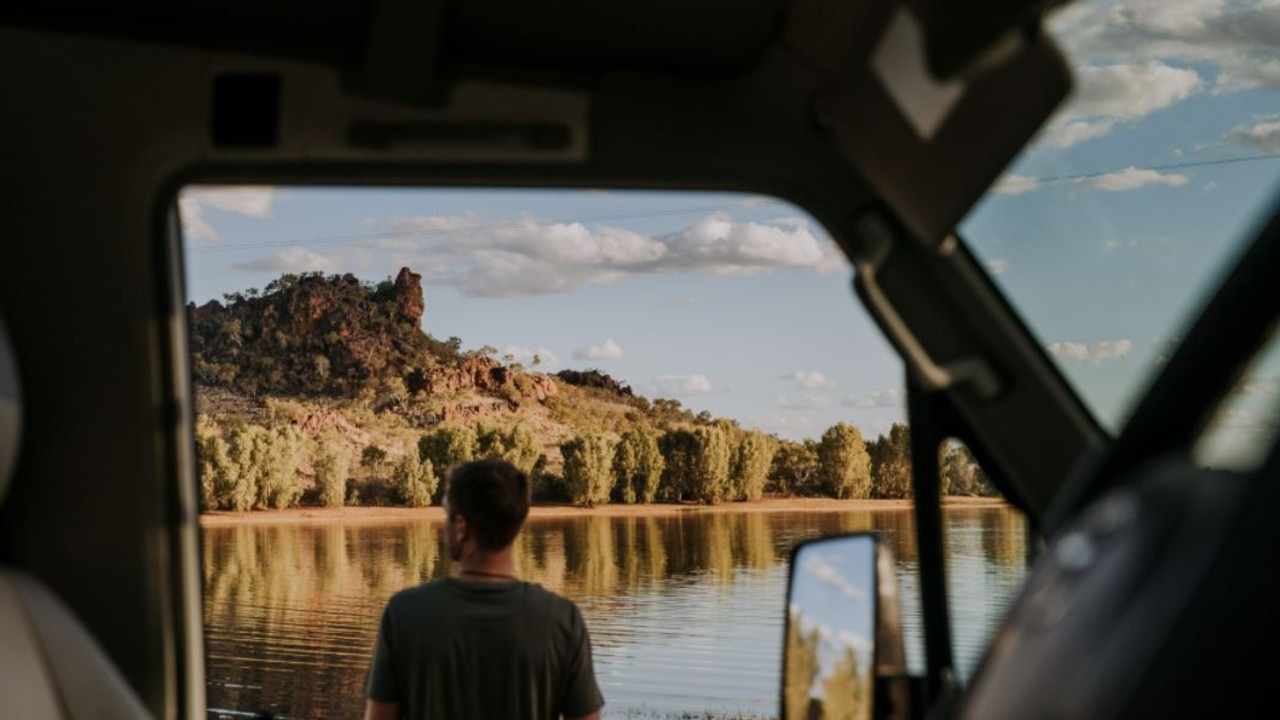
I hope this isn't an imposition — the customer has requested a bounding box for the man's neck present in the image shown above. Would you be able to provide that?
[457,548,517,582]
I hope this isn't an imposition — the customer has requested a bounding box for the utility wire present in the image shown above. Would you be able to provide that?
[1007,150,1280,185]
[185,151,1280,252]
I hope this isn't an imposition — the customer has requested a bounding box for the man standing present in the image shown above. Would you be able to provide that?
[363,459,605,720]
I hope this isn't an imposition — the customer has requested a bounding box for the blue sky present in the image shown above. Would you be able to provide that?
[788,536,876,697]
[181,188,906,441]
[180,0,1280,450]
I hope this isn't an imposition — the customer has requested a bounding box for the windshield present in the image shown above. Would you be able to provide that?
[960,0,1280,432]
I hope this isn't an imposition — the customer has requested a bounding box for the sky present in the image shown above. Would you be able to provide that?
[789,536,877,696]
[182,188,907,441]
[179,0,1280,451]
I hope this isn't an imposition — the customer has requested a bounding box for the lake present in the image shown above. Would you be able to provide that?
[203,505,1027,719]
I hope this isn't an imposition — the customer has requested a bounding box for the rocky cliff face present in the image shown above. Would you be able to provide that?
[189,268,436,395]
[190,268,561,417]
[556,369,633,397]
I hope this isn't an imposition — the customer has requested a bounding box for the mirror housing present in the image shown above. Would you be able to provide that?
[782,534,914,720]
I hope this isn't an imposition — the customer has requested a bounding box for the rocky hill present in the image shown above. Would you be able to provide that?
[189,268,677,476]
[189,269,987,512]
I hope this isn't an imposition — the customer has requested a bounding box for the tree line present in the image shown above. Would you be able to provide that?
[197,416,998,512]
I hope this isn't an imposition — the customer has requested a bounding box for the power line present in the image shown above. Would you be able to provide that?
[185,151,1280,252]
[1002,150,1280,186]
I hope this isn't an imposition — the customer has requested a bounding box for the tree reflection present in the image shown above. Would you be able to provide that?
[203,506,1020,719]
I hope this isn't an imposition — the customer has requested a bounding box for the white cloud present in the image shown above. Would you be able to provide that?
[653,374,713,396]
[1071,62,1202,120]
[1037,61,1202,148]
[231,246,337,273]
[1047,339,1134,363]
[784,370,835,390]
[386,213,480,234]
[1040,119,1118,148]
[803,554,866,602]
[496,345,560,368]
[774,393,833,409]
[991,174,1042,195]
[843,389,905,408]
[178,197,216,242]
[573,339,626,361]
[986,259,1011,275]
[366,211,845,298]
[179,185,278,242]
[1049,0,1280,95]
[749,414,817,431]
[1077,167,1190,192]
[1225,116,1280,152]
[185,186,277,218]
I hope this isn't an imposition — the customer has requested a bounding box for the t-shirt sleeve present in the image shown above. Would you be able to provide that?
[365,604,401,702]
[560,603,605,718]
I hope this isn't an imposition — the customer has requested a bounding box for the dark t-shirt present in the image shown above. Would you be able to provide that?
[365,578,604,719]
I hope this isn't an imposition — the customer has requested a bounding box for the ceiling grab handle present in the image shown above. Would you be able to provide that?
[853,212,1002,399]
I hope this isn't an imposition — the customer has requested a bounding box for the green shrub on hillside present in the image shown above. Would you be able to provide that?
[561,433,617,507]
[418,426,479,483]
[195,417,236,511]
[257,425,307,509]
[394,452,436,507]
[315,430,351,508]
[613,426,665,504]
[690,425,733,504]
[477,421,542,476]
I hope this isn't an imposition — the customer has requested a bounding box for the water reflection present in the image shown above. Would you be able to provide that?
[204,506,1023,719]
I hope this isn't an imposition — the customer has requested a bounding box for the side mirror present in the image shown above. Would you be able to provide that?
[783,533,912,720]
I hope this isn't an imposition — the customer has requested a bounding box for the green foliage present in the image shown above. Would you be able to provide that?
[650,398,696,428]
[362,442,388,464]
[690,425,733,504]
[818,423,873,499]
[418,426,478,483]
[195,417,236,511]
[476,422,541,475]
[940,444,998,497]
[226,424,267,512]
[733,430,778,501]
[314,431,350,508]
[561,433,617,507]
[188,270,438,396]
[822,647,870,720]
[769,440,820,496]
[394,452,436,507]
[785,612,822,720]
[613,426,665,504]
[658,429,699,502]
[869,423,912,499]
[256,425,307,510]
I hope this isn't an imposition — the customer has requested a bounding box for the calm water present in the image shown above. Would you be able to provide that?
[203,506,1026,719]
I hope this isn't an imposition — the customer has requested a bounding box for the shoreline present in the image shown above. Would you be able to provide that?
[198,496,1009,526]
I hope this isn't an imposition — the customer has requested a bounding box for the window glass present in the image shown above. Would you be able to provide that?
[1195,328,1280,471]
[182,187,1023,717]
[960,0,1280,431]
[890,441,1027,680]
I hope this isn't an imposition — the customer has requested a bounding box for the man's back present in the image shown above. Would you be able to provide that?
[366,578,602,719]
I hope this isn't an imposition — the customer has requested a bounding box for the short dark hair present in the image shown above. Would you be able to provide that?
[444,459,530,550]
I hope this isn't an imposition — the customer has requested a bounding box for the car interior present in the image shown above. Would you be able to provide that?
[1,0,1277,717]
